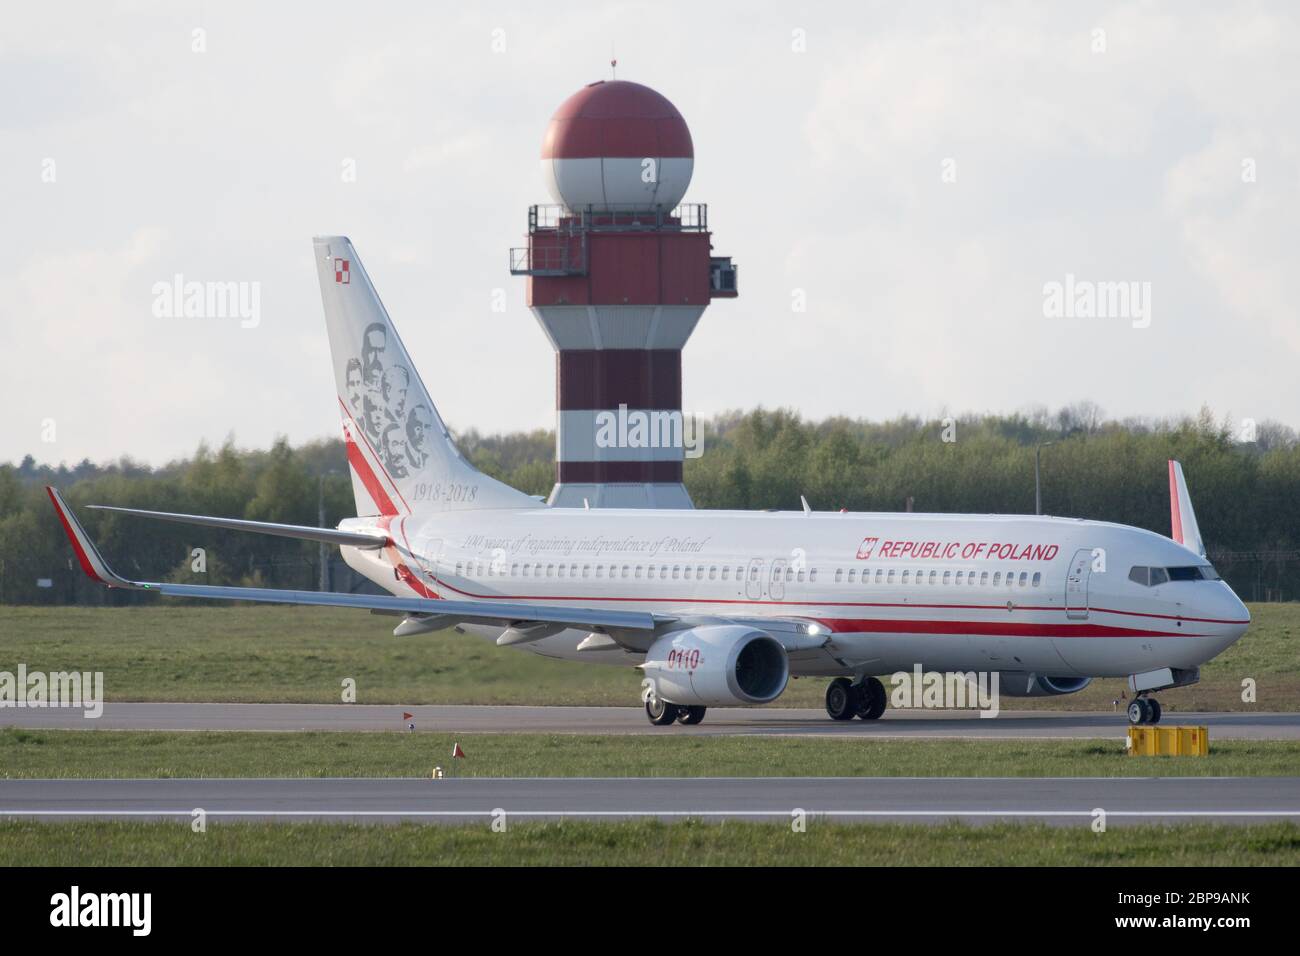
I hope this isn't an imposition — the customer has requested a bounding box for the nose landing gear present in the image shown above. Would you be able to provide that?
[1127,696,1162,725]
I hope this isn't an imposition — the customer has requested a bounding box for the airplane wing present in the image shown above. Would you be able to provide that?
[47,487,655,635]
[49,489,835,655]
[86,504,389,550]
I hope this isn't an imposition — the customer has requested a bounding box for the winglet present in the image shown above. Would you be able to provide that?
[46,487,145,590]
[1167,461,1206,557]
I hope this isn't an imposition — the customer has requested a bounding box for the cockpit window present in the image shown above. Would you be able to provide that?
[1129,564,1219,586]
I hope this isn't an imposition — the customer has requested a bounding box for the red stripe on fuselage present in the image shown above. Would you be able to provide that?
[410,574,1243,626]
[811,617,1195,638]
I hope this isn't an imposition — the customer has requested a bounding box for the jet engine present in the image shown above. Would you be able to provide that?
[640,625,789,706]
[997,672,1092,697]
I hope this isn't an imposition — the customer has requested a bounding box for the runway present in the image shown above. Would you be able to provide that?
[2,776,1297,825]
[3,703,1299,739]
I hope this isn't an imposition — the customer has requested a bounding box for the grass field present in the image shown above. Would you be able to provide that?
[2,819,1297,866]
[3,729,1299,778]
[0,602,1294,710]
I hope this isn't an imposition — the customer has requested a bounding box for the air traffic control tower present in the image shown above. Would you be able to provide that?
[510,79,737,508]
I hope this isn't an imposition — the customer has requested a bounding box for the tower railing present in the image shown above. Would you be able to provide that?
[528,203,708,235]
[510,203,709,276]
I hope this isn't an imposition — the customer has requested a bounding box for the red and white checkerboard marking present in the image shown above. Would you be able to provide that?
[335,259,350,284]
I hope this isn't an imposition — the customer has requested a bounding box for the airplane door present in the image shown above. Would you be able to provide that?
[410,534,443,583]
[769,559,787,600]
[745,558,765,601]
[1065,548,1092,620]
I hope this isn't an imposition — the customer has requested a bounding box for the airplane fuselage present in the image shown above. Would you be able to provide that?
[339,507,1249,679]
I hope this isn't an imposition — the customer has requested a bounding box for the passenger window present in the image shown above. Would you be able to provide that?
[955,571,963,585]
[928,570,937,585]
[943,571,951,586]
[875,569,883,584]
[887,569,896,584]
[673,565,681,579]
[709,566,717,580]
[847,569,856,583]
[1031,572,1041,587]
[1018,572,1027,587]
[835,569,843,583]
[901,570,910,584]
[810,569,818,583]
[993,572,1001,586]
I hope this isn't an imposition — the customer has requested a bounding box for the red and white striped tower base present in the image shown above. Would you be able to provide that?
[510,79,737,508]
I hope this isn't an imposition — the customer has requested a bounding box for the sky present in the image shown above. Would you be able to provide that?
[2,0,1297,466]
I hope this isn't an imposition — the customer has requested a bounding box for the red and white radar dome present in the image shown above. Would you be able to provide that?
[541,80,694,212]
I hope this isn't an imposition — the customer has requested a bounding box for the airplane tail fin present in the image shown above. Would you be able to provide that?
[1167,460,1205,557]
[312,237,542,517]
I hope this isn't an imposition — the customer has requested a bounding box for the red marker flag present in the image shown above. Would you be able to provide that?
[402,712,413,720]
[452,742,465,758]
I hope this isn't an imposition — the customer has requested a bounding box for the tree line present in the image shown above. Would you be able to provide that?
[2,405,1297,605]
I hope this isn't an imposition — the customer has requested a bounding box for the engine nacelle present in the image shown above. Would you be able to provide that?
[641,625,789,706]
[997,672,1092,698]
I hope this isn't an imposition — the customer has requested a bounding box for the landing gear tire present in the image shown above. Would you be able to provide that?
[677,705,707,725]
[855,677,887,720]
[825,678,856,721]
[1127,698,1161,725]
[646,698,681,726]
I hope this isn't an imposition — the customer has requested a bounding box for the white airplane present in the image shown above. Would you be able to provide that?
[48,237,1250,727]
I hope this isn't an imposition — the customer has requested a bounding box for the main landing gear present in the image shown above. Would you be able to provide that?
[826,677,887,721]
[645,699,707,726]
[1127,696,1163,725]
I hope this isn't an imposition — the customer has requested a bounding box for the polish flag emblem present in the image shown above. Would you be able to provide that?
[335,259,350,284]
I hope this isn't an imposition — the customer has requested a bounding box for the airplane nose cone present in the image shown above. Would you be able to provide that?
[1216,584,1250,649]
